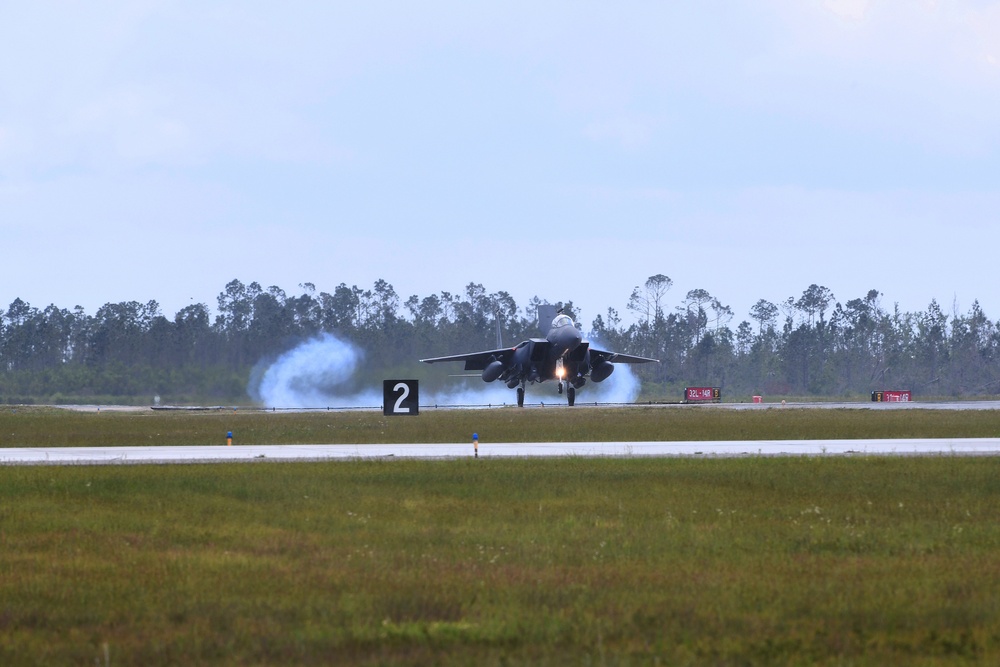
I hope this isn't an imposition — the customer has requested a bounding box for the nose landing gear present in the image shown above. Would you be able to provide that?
[556,380,576,406]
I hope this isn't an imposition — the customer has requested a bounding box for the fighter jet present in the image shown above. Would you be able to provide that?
[420,305,658,406]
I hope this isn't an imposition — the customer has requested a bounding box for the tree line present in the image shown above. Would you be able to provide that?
[1,276,998,403]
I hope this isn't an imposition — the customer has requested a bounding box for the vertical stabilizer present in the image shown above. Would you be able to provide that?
[537,304,558,334]
[494,309,503,348]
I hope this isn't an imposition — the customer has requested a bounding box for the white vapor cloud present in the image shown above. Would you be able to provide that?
[250,334,643,409]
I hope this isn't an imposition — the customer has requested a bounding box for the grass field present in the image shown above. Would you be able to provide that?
[2,407,1000,665]
[3,404,1000,447]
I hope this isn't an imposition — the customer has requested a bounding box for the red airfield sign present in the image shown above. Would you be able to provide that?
[871,390,911,402]
[685,387,721,402]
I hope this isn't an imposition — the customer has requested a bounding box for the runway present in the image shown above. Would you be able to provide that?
[2,438,1000,465]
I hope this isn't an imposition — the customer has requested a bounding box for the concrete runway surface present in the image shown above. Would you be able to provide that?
[2,438,1000,465]
[4,400,1000,465]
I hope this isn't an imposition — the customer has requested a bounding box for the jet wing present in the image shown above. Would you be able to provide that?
[589,348,659,364]
[420,347,515,372]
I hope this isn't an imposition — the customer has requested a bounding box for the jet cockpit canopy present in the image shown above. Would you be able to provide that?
[551,314,573,329]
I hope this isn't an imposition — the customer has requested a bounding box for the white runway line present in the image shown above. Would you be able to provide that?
[2,438,1000,465]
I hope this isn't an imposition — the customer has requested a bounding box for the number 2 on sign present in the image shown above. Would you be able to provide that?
[393,382,411,413]
[383,379,418,416]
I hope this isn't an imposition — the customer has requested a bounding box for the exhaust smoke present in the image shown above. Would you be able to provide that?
[250,334,643,408]
[250,333,380,408]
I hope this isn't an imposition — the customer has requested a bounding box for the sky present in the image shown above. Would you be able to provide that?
[2,0,999,331]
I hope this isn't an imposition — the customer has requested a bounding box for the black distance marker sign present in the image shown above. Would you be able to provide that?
[384,380,419,416]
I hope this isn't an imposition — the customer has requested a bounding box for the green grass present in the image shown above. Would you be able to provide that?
[2,458,1000,665]
[2,408,1000,664]
[2,404,1000,447]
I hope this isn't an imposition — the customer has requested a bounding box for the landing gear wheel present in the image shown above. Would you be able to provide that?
[567,385,576,407]
[517,387,525,408]
[557,382,563,395]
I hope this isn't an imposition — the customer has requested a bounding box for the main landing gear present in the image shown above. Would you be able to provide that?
[516,380,576,407]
